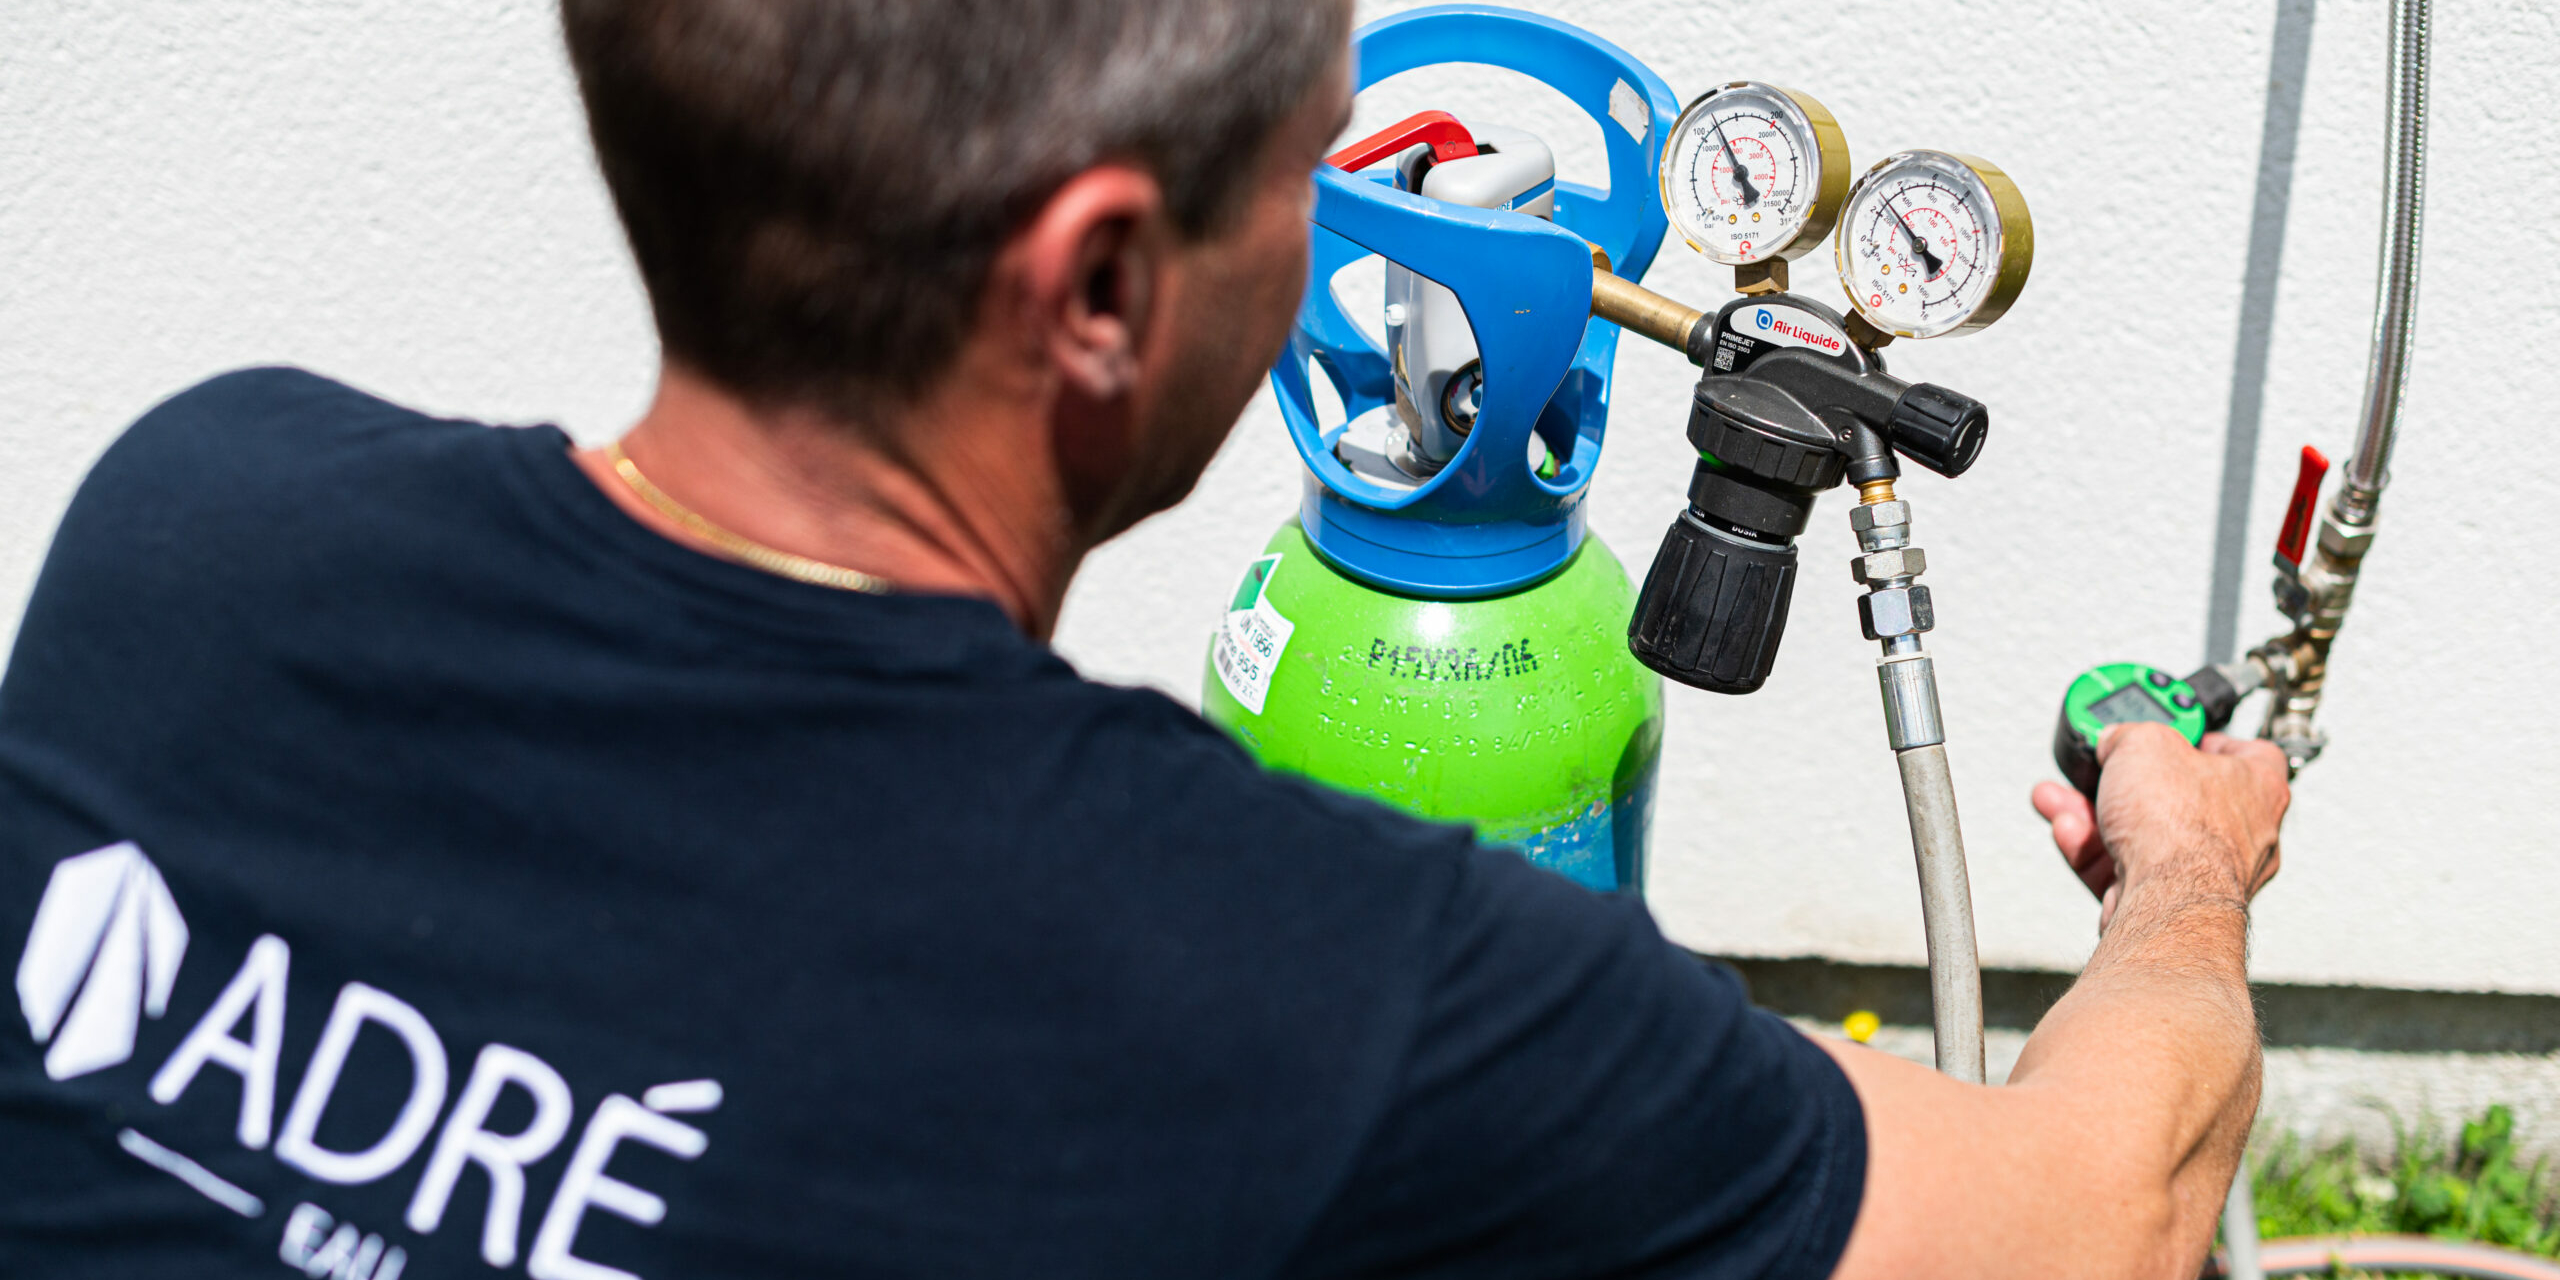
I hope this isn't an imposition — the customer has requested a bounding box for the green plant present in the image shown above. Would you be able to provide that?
[2244,1104,2560,1260]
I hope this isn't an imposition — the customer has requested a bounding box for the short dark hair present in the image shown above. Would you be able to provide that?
[561,0,1348,422]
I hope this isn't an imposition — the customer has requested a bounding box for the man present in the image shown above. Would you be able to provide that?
[0,1,2286,1277]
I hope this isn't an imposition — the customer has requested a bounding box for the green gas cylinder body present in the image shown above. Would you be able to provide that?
[1203,518,1664,892]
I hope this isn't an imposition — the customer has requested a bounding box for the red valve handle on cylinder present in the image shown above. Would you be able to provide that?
[1326,110,1478,172]
[2275,445,2331,572]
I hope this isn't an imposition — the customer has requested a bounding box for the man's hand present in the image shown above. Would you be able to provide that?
[2031,723,2289,931]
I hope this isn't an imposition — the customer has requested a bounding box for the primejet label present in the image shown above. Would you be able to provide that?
[17,843,719,1280]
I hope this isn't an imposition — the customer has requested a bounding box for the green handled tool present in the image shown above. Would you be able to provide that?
[2051,661,2259,798]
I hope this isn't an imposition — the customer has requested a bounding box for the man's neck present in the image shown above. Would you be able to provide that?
[571,366,1081,637]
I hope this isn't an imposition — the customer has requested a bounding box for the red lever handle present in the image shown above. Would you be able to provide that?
[1327,110,1478,173]
[2275,445,2331,570]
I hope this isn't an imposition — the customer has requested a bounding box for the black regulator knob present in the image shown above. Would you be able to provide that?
[1687,378,1850,498]
[1887,384,1989,478]
[1627,377,1836,693]
[1628,508,1797,694]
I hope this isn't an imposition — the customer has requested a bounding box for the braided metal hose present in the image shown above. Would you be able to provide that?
[2256,0,2429,768]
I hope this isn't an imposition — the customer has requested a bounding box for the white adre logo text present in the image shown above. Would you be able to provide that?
[17,841,189,1080]
[17,843,722,1280]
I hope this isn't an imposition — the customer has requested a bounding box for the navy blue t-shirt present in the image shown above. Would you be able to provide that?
[0,369,1863,1279]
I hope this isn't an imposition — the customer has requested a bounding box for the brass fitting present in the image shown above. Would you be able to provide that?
[1587,242,1706,359]
[1733,259,1789,296]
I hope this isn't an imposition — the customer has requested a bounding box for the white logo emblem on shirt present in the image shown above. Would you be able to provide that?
[16,841,190,1080]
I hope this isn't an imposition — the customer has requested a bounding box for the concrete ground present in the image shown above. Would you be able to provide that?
[1740,956,2560,1162]
[1812,1020,2560,1163]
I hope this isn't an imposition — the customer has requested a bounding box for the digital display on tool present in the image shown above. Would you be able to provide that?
[2087,683,2178,727]
[1661,82,1848,267]
[1835,149,2033,339]
[2051,661,2254,798]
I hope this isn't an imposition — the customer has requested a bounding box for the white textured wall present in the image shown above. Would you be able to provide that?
[4,2,2554,999]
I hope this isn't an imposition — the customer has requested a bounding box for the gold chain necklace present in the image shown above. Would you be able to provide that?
[605,441,892,594]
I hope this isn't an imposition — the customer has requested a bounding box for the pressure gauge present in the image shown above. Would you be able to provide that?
[1661,82,1850,266]
[1834,149,2033,339]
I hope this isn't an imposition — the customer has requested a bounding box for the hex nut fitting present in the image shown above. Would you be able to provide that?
[2266,711,2329,771]
[1849,500,1912,533]
[1851,547,1927,585]
[2317,517,2378,560]
[1858,584,1935,640]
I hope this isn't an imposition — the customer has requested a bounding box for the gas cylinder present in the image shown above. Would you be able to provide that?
[1204,520,1661,892]
[1201,7,1677,892]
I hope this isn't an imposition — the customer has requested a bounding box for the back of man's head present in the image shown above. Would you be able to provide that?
[561,0,1350,428]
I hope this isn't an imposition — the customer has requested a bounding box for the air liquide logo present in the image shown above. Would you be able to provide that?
[1741,304,1848,357]
[17,841,189,1080]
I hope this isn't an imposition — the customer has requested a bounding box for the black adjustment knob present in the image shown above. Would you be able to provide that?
[1690,378,1849,490]
[1627,510,1798,694]
[1887,383,1989,478]
[1688,461,1813,539]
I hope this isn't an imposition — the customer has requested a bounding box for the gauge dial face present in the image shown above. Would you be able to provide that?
[1835,150,2031,338]
[1662,83,1844,266]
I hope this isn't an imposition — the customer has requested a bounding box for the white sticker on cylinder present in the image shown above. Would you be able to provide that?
[1212,555,1295,716]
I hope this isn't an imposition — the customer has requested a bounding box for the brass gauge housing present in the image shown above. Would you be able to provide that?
[1833,149,2034,339]
[1660,82,1851,269]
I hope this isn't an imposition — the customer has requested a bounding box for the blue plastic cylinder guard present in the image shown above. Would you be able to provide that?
[1271,5,1678,599]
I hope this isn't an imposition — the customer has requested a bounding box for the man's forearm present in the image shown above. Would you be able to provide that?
[2008,877,2262,1268]
[2020,876,2256,1080]
[1821,877,2265,1280]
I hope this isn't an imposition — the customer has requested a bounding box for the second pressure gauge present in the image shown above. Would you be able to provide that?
[1835,149,2034,339]
[1661,82,1849,266]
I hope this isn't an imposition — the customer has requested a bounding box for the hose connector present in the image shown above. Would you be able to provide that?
[1851,496,1944,750]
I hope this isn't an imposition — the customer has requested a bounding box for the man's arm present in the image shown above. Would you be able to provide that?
[1823,723,2288,1280]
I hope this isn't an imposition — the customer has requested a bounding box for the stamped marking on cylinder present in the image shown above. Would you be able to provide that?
[1363,636,1541,683]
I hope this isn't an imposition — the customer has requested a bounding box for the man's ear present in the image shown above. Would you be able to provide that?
[1013,166,1169,403]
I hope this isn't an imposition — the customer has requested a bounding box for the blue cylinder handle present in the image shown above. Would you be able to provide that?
[1274,5,1676,598]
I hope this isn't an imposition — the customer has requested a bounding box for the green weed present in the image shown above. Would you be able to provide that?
[2242,1104,2560,1261]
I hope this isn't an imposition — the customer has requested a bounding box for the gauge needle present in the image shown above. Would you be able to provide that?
[1711,119,1760,208]
[1885,191,1945,278]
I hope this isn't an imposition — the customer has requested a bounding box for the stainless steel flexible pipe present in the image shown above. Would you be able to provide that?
[2258,0,2429,767]
[2230,9,2433,1270]
[2339,0,2431,523]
